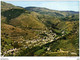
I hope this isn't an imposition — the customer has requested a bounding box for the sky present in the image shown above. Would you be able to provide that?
[4,1,79,11]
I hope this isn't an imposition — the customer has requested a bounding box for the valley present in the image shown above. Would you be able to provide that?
[1,1,79,56]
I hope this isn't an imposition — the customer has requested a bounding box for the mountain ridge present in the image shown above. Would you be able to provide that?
[25,6,79,12]
[25,6,79,17]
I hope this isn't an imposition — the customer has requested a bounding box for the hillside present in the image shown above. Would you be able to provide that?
[1,1,79,56]
[1,1,47,55]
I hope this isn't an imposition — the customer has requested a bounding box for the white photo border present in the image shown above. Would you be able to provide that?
[0,0,80,60]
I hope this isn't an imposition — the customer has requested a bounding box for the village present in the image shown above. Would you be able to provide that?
[3,28,70,56]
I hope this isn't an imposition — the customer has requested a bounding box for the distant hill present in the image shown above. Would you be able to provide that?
[25,7,79,17]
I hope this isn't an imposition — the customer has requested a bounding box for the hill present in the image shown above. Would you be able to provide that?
[1,1,47,55]
[25,7,79,17]
[1,1,21,12]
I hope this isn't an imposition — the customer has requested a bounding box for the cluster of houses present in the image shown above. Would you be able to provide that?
[3,29,67,56]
